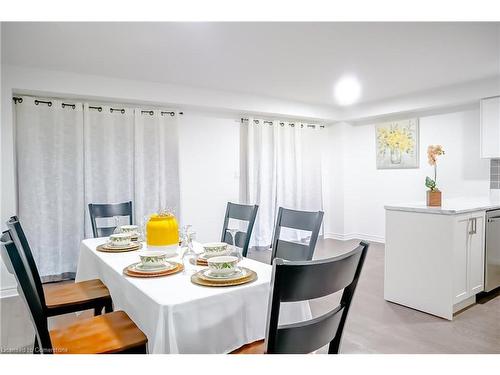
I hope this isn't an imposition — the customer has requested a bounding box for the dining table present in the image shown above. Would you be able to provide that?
[76,238,312,354]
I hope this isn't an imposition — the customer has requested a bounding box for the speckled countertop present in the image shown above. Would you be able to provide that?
[384,196,500,215]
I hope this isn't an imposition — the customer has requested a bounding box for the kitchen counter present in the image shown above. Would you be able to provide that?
[384,197,500,215]
[384,199,488,320]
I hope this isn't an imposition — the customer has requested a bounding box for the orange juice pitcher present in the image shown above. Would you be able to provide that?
[146,211,179,253]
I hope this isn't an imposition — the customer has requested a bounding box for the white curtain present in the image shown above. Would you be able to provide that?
[15,96,181,279]
[134,110,180,223]
[16,98,84,281]
[83,104,135,237]
[242,118,324,247]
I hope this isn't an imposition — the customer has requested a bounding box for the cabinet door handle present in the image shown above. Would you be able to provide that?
[468,218,477,235]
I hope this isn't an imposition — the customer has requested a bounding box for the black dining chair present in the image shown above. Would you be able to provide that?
[1,231,148,354]
[7,216,112,317]
[220,202,259,257]
[232,241,369,354]
[7,217,113,352]
[88,201,133,238]
[270,207,324,263]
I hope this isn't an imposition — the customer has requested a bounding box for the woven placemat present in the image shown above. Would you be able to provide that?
[191,267,257,287]
[123,262,183,278]
[97,242,142,253]
[189,257,208,266]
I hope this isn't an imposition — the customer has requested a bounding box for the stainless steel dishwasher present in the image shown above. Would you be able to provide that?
[485,209,500,292]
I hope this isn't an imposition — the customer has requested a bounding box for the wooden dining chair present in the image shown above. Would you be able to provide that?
[270,207,324,263]
[231,241,369,354]
[220,202,259,257]
[7,216,112,317]
[88,201,133,238]
[1,231,148,354]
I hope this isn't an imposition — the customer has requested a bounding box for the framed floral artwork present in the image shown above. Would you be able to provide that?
[376,118,419,169]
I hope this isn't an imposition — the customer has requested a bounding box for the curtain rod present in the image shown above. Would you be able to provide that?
[13,96,183,115]
[241,117,325,128]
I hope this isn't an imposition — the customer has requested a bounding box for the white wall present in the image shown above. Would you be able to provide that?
[338,77,500,122]
[323,108,491,242]
[0,26,15,297]
[0,64,337,227]
[0,64,328,296]
[1,64,495,296]
[321,123,347,237]
[0,67,236,296]
[178,111,240,242]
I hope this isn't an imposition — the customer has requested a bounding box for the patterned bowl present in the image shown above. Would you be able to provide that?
[203,242,228,254]
[139,251,168,268]
[120,224,139,237]
[207,255,239,276]
[109,233,132,247]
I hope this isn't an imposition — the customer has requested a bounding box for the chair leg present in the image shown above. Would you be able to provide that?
[104,300,113,313]
[33,335,40,354]
[120,343,148,354]
[328,336,341,354]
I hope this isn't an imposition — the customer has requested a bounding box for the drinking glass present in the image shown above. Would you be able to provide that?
[180,225,192,248]
[181,227,198,275]
[112,216,122,234]
[139,215,149,242]
[226,228,243,264]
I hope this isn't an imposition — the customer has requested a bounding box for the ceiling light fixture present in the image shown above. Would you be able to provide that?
[334,75,362,106]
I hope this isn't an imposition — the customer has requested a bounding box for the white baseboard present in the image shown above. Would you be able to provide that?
[0,287,18,299]
[324,232,385,244]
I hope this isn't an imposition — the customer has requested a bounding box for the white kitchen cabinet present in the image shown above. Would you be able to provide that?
[468,212,485,295]
[480,96,500,158]
[452,212,484,304]
[385,208,486,320]
[452,214,470,303]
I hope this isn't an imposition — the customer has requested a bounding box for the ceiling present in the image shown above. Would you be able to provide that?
[2,22,499,107]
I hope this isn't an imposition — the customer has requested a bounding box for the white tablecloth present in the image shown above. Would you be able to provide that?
[76,238,311,354]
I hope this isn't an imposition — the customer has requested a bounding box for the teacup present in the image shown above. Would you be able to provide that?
[109,233,132,247]
[139,251,168,269]
[202,242,228,258]
[120,225,139,238]
[207,255,239,276]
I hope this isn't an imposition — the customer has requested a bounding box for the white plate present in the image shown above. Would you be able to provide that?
[198,250,230,260]
[132,262,175,273]
[105,241,140,249]
[200,268,246,280]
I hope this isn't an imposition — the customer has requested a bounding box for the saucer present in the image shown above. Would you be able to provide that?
[200,267,245,280]
[97,242,142,253]
[130,262,175,273]
[107,241,137,249]
[124,262,183,278]
[191,267,257,287]
[198,250,230,260]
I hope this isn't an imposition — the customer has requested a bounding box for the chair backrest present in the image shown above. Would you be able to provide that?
[270,207,324,263]
[88,201,133,238]
[220,202,259,257]
[265,242,369,354]
[7,216,46,308]
[1,231,53,353]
